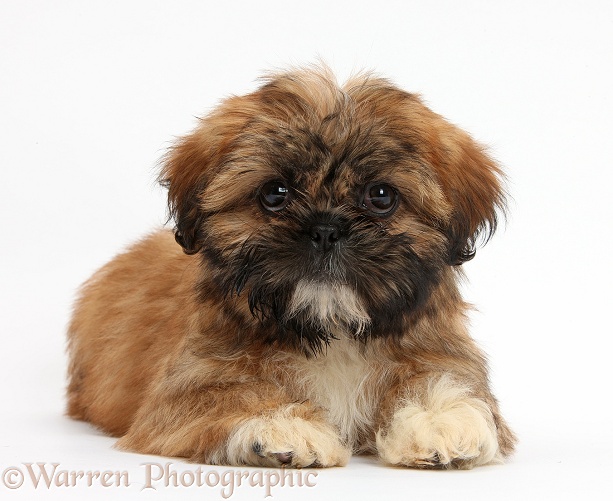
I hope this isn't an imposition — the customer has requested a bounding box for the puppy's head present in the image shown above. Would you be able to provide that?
[160,67,505,353]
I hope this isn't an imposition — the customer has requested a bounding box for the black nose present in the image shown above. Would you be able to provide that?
[310,224,340,252]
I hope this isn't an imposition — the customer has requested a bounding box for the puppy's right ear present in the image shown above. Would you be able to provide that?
[159,131,213,255]
[159,96,254,254]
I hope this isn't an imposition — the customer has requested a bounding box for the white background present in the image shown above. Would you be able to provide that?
[1,0,612,499]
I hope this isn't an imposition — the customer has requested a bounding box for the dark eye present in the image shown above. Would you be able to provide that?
[362,183,398,215]
[259,180,290,212]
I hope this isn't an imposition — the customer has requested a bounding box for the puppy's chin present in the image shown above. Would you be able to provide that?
[287,280,371,340]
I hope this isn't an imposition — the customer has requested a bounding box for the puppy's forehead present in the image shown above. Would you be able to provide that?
[201,70,449,218]
[246,74,418,190]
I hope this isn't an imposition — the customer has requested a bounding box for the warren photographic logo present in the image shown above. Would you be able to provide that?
[2,462,318,498]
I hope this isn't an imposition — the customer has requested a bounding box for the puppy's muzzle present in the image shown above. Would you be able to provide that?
[309,223,341,252]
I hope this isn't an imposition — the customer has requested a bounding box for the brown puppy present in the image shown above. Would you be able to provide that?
[67,66,516,469]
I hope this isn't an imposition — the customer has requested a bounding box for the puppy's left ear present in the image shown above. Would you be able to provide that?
[431,125,507,265]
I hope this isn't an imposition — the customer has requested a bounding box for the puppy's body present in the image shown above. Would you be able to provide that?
[67,67,516,468]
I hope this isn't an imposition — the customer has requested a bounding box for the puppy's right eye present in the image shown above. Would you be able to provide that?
[259,181,290,212]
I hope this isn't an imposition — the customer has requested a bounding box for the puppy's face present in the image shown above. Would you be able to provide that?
[161,69,504,353]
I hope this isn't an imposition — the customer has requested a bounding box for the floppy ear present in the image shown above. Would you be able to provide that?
[159,96,253,254]
[159,132,211,254]
[430,125,506,265]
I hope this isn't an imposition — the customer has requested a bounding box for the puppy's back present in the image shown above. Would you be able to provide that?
[66,230,198,436]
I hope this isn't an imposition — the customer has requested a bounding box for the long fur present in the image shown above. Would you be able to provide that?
[66,66,516,468]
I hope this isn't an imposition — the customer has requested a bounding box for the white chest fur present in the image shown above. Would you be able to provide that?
[295,337,376,448]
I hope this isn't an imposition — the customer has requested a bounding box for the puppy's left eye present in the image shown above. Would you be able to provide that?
[259,181,290,212]
[362,183,398,215]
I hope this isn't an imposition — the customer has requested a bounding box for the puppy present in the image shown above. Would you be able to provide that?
[67,66,516,469]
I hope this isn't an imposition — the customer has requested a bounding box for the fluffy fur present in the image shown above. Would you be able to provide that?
[67,66,516,468]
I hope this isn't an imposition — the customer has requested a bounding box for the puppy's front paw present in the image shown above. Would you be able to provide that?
[217,406,350,468]
[377,376,500,469]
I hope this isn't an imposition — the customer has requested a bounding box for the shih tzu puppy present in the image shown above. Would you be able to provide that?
[67,66,516,469]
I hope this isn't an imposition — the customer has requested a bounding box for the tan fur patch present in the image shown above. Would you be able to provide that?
[216,405,350,467]
[294,336,377,449]
[376,374,500,468]
[287,280,371,337]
